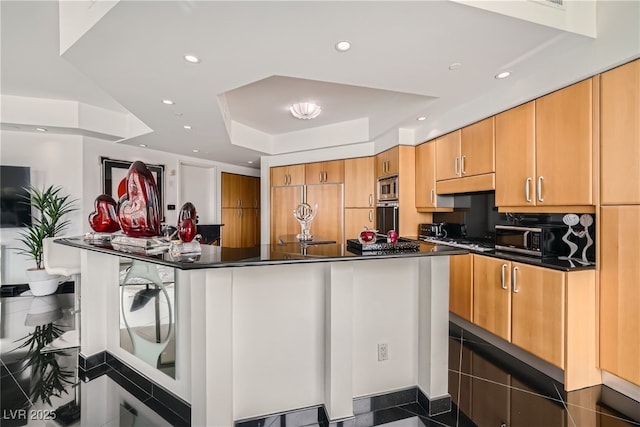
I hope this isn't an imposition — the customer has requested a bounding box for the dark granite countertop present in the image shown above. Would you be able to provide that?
[57,236,467,270]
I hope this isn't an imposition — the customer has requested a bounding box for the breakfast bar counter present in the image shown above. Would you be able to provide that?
[58,237,464,426]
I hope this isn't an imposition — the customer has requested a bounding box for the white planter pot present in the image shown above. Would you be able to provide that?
[25,268,66,297]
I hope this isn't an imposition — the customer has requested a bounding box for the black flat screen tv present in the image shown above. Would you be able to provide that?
[1,165,31,227]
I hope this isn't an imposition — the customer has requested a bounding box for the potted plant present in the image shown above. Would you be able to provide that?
[16,185,76,296]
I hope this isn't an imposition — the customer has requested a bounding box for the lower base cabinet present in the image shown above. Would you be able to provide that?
[470,254,599,390]
[449,254,473,322]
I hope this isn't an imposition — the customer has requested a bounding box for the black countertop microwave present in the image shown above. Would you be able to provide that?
[495,224,565,258]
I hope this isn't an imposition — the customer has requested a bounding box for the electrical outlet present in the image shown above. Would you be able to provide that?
[377,343,388,361]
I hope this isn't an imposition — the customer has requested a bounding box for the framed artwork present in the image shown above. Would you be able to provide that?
[101,157,166,222]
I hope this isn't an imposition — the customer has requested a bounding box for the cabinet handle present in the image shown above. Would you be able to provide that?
[454,157,459,176]
[369,194,373,207]
[324,171,328,182]
[461,155,466,175]
[430,188,435,205]
[501,264,508,290]
[369,209,373,223]
[537,176,544,202]
[512,266,519,293]
[525,177,532,203]
[319,172,323,183]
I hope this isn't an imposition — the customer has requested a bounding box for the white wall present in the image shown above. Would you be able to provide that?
[0,130,259,284]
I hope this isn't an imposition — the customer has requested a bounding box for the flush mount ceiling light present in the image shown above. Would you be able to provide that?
[289,102,322,120]
[335,40,351,52]
[184,54,200,63]
[162,99,174,105]
[495,71,512,79]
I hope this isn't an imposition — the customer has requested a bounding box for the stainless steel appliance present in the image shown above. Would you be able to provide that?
[418,223,466,239]
[495,224,565,257]
[377,175,398,202]
[418,223,494,252]
[376,202,399,235]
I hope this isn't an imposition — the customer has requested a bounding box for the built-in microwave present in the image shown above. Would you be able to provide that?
[377,175,398,202]
[495,224,565,258]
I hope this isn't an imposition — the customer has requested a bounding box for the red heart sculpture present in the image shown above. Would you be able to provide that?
[89,194,120,233]
[117,161,161,237]
[178,202,197,242]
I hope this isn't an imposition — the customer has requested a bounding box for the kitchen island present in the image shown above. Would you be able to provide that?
[58,237,465,426]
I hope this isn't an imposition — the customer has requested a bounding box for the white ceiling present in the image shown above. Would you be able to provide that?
[1,1,639,168]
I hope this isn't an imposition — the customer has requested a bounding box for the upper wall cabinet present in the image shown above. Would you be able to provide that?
[534,78,594,206]
[305,160,344,185]
[222,173,260,209]
[600,59,640,205]
[415,141,453,211]
[344,156,375,208]
[495,102,536,207]
[376,146,399,178]
[435,118,495,194]
[271,164,305,187]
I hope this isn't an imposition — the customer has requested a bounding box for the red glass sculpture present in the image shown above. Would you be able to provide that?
[178,202,197,243]
[88,194,121,233]
[117,161,161,237]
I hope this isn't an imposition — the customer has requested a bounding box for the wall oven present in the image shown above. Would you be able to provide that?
[376,202,399,235]
[495,224,565,257]
[377,175,398,203]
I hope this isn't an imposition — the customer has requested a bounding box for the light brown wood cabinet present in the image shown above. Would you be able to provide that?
[449,254,473,322]
[222,173,259,208]
[376,146,399,178]
[344,157,375,208]
[270,185,304,244]
[534,78,594,206]
[600,59,640,205]
[415,141,454,211]
[600,206,640,386]
[305,184,343,244]
[344,208,375,242]
[271,164,305,186]
[221,207,259,247]
[435,119,495,194]
[305,160,344,184]
[495,101,537,207]
[472,254,598,390]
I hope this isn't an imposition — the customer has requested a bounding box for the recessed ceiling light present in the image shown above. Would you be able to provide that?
[192,149,199,153]
[448,62,462,71]
[184,55,200,63]
[417,116,427,121]
[495,71,512,79]
[247,160,254,164]
[335,40,351,52]
[35,127,47,132]
[139,144,147,148]
[162,99,174,105]
[184,125,192,130]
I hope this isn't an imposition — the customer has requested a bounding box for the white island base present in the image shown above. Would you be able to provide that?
[78,249,451,426]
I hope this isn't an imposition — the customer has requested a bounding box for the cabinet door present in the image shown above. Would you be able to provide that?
[511,262,565,368]
[271,165,305,186]
[323,160,344,184]
[270,186,303,244]
[460,117,495,177]
[240,208,259,247]
[305,162,325,185]
[449,254,473,321]
[600,59,640,204]
[535,79,593,206]
[344,208,375,242]
[221,207,242,247]
[435,131,461,181]
[305,184,343,243]
[376,147,399,178]
[415,142,437,209]
[344,157,375,208]
[600,206,640,385]
[495,102,536,207]
[221,173,241,208]
[240,175,259,208]
[473,255,511,341]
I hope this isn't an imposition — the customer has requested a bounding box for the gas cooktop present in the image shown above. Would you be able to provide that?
[420,237,495,252]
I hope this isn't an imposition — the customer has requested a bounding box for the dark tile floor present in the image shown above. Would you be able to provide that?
[1,286,639,427]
